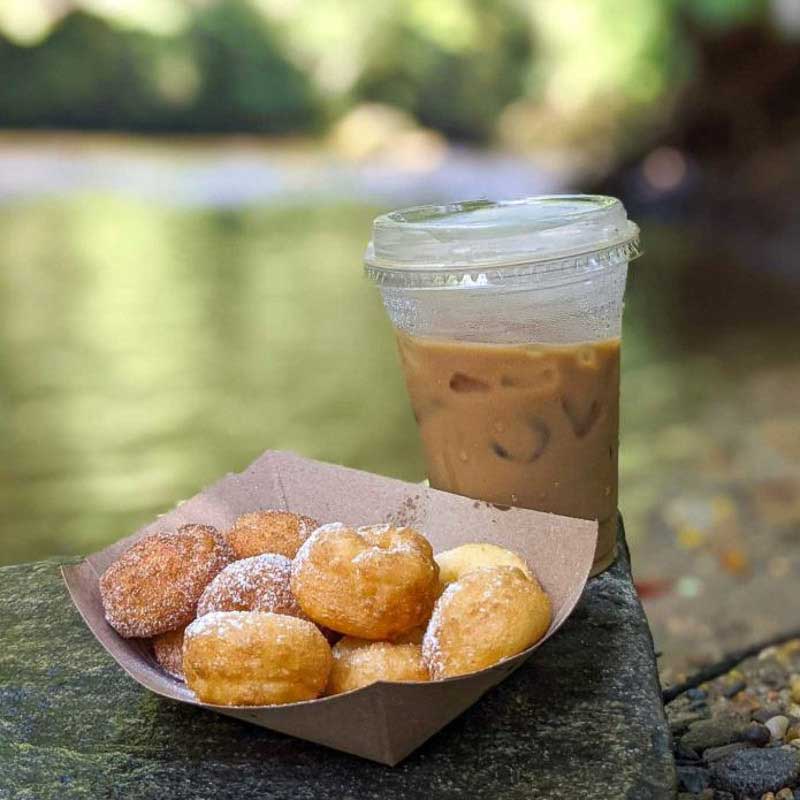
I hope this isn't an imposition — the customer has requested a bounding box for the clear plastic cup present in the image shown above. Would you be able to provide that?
[364,196,641,575]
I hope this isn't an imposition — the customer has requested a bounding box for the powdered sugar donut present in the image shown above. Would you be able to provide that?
[100,524,233,638]
[196,554,302,618]
[183,611,332,705]
[291,524,439,640]
[422,566,551,679]
[224,510,319,560]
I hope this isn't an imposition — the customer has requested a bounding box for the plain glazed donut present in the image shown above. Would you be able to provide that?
[327,636,428,695]
[291,523,439,640]
[422,566,551,679]
[435,542,533,586]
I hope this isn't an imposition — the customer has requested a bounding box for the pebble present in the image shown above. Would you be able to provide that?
[723,679,748,699]
[756,709,786,724]
[681,715,748,752]
[677,765,710,793]
[687,688,708,702]
[767,716,790,741]
[704,742,755,763]
[671,711,709,737]
[711,747,800,797]
[790,739,800,750]
[759,662,788,690]
[776,789,795,799]
[731,690,763,714]
[791,677,800,705]
[675,742,701,763]
[786,725,800,743]
[743,722,774,747]
[763,793,776,800]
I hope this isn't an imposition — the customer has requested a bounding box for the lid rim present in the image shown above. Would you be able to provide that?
[364,234,642,289]
[365,221,640,272]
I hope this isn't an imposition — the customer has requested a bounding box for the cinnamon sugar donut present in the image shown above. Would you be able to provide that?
[224,510,319,560]
[183,611,332,705]
[291,524,439,640]
[152,625,187,681]
[327,636,428,695]
[422,566,551,679]
[100,524,233,638]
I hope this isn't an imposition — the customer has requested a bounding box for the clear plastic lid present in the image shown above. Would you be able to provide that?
[364,195,641,288]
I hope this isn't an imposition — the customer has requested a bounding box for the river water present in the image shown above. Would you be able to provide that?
[2,136,799,683]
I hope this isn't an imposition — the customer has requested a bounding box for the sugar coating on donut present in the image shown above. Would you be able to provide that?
[422,565,552,679]
[183,610,332,706]
[152,625,187,681]
[327,636,429,695]
[224,510,319,560]
[196,553,302,618]
[100,524,233,639]
[292,523,439,640]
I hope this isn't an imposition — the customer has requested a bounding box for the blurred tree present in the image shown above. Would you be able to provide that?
[353,0,532,142]
[0,0,791,151]
[0,0,319,133]
[184,0,319,133]
[0,12,167,130]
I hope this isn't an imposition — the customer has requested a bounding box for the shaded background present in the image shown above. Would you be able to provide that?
[1,0,798,683]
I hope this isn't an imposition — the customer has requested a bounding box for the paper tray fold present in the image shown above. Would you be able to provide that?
[63,450,596,765]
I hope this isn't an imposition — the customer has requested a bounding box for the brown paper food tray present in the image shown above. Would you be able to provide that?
[62,450,597,766]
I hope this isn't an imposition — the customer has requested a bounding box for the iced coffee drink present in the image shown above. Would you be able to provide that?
[397,333,620,571]
[365,196,641,575]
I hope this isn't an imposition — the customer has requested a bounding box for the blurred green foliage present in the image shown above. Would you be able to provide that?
[353,0,532,142]
[0,1,318,133]
[0,0,778,141]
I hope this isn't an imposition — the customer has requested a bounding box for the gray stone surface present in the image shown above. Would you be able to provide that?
[0,528,675,799]
[710,747,800,797]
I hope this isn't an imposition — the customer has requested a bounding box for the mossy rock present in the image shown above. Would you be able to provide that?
[0,527,675,799]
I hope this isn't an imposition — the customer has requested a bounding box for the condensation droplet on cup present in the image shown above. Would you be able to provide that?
[458,450,469,463]
[493,420,505,434]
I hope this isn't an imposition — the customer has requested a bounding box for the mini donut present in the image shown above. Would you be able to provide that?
[327,636,428,695]
[435,542,533,586]
[196,554,339,643]
[100,524,233,638]
[423,566,552,679]
[183,611,332,705]
[152,625,187,681]
[291,524,439,640]
[196,554,301,618]
[224,510,319,560]
[391,625,426,645]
